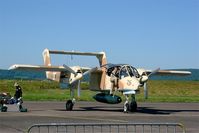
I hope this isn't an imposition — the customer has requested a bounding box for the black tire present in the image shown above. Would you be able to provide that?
[1,106,7,112]
[129,101,137,112]
[66,100,74,111]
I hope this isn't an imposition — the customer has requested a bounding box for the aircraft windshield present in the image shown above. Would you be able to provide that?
[127,66,134,77]
[119,66,129,79]
[130,66,140,78]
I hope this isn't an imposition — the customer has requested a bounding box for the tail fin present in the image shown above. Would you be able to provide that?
[42,49,51,66]
[42,48,61,82]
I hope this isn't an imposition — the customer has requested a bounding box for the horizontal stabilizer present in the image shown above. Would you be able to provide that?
[45,49,107,66]
[49,50,105,57]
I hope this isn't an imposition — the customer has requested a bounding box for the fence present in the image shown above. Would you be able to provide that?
[27,123,186,133]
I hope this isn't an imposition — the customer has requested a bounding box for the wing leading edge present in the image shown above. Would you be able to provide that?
[146,69,191,75]
[9,64,90,73]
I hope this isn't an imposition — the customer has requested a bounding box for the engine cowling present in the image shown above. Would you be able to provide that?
[93,93,122,104]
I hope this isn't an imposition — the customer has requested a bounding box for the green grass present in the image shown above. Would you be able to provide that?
[0,80,198,102]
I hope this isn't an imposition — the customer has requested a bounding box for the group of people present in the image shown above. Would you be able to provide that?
[0,82,23,112]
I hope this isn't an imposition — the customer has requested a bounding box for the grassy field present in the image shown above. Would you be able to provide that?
[0,80,198,102]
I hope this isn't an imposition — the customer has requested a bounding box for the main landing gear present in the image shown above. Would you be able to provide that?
[66,98,75,111]
[65,88,75,111]
[124,94,137,113]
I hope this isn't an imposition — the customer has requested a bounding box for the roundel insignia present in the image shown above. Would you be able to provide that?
[127,80,132,86]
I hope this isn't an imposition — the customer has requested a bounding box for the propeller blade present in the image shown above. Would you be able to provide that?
[83,67,98,76]
[70,67,98,84]
[144,82,148,99]
[69,73,83,84]
[63,64,76,74]
[148,68,160,77]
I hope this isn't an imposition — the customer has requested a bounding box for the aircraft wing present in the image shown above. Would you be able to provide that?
[9,64,91,73]
[146,69,191,75]
[9,64,72,72]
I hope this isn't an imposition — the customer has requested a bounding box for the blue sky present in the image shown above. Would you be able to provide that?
[0,0,198,69]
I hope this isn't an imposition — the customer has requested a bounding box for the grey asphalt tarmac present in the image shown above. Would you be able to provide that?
[0,101,198,133]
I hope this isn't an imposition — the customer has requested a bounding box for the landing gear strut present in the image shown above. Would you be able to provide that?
[66,88,76,111]
[124,94,137,113]
[124,95,129,112]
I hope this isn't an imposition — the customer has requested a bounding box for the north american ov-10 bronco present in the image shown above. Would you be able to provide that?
[9,49,191,112]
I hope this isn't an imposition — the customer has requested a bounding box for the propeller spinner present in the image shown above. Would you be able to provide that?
[140,68,160,99]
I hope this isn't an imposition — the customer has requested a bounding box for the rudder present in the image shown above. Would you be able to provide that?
[42,48,61,82]
[42,48,51,66]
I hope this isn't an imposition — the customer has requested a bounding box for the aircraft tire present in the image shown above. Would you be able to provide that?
[1,106,7,112]
[66,100,74,111]
[129,101,137,112]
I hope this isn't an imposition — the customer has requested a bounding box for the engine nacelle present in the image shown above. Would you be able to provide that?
[93,93,122,104]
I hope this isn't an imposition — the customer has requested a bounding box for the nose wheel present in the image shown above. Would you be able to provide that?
[124,94,137,113]
[129,100,137,112]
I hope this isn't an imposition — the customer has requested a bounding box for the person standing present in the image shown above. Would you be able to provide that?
[110,67,119,95]
[14,82,22,102]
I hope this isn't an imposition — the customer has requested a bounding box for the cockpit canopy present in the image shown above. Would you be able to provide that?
[103,64,140,79]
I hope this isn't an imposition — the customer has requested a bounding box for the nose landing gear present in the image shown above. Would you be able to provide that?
[124,94,137,113]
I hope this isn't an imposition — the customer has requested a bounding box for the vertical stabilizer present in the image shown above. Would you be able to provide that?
[43,48,52,66]
[98,52,107,90]
[42,48,61,82]
[96,52,107,66]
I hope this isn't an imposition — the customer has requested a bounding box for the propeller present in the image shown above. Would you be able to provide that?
[142,68,160,99]
[83,67,98,76]
[63,64,81,98]
[70,67,98,85]
[63,64,76,75]
[74,67,98,98]
[148,68,160,77]
[64,65,98,98]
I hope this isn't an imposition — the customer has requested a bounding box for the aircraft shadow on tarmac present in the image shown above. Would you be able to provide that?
[137,106,199,115]
[55,106,123,112]
[137,107,182,115]
[55,106,199,115]
[80,106,123,112]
